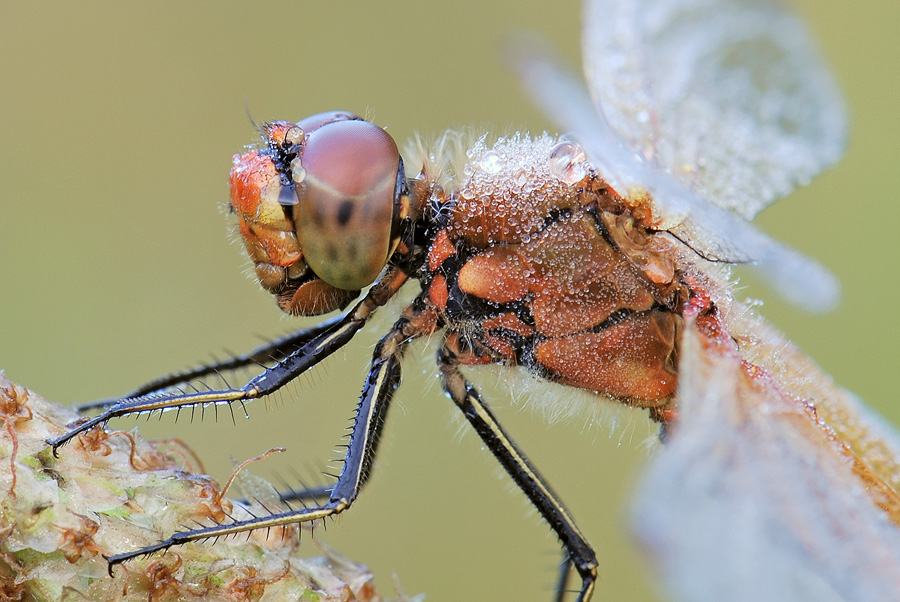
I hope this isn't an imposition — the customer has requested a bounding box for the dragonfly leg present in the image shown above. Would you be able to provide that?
[554,556,573,602]
[103,301,435,572]
[438,340,598,602]
[48,267,410,454]
[239,482,334,508]
[75,314,345,413]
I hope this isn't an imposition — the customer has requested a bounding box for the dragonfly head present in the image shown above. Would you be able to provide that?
[230,112,409,315]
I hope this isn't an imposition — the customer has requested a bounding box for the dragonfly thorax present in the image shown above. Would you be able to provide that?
[414,132,687,405]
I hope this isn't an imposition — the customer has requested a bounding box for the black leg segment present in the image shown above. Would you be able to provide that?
[438,341,598,602]
[48,267,410,454]
[76,314,345,413]
[102,304,431,572]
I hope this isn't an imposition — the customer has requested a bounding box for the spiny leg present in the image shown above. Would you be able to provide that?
[103,301,436,572]
[237,469,334,508]
[47,266,410,454]
[76,314,344,413]
[269,482,333,506]
[437,341,598,602]
[554,558,573,602]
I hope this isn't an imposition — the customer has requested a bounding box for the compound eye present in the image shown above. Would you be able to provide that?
[296,110,359,133]
[293,117,404,291]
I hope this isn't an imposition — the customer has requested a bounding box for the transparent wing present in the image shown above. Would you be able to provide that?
[582,0,847,219]
[509,41,839,311]
[632,318,900,602]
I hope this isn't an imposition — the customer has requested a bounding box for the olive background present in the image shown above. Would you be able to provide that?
[1,2,897,601]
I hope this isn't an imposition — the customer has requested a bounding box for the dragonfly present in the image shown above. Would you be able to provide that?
[47,0,900,600]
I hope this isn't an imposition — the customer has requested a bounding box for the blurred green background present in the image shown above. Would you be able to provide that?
[1,1,897,601]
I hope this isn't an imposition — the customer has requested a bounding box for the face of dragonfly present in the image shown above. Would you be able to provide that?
[230,113,408,315]
[226,0,900,600]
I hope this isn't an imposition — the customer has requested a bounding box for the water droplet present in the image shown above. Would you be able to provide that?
[480,152,502,173]
[514,169,528,187]
[284,126,304,146]
[636,110,650,124]
[291,159,307,185]
[549,141,587,184]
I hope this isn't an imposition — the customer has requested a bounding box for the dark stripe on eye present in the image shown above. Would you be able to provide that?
[337,200,355,226]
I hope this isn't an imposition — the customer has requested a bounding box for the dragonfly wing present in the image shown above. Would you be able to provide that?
[582,0,847,219]
[632,317,900,602]
[507,34,647,203]
[509,44,839,311]
[665,202,840,311]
